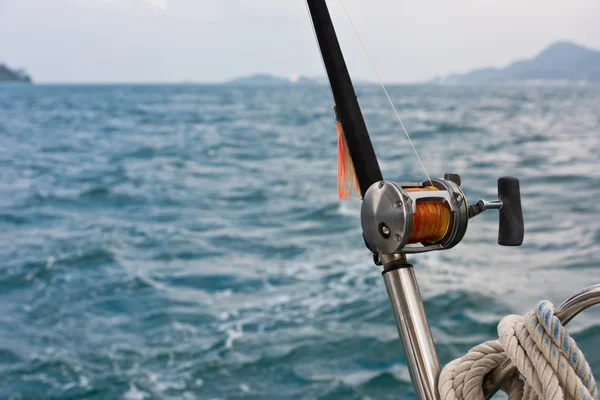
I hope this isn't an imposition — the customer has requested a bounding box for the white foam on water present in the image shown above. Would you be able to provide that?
[124,383,148,400]
[239,383,251,393]
[225,327,244,349]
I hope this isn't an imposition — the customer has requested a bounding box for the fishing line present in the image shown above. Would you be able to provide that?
[404,187,450,243]
[338,0,433,186]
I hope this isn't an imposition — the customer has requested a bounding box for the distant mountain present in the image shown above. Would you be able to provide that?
[0,64,32,83]
[434,41,600,84]
[226,73,320,86]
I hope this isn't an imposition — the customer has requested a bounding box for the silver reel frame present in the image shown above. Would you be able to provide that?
[361,179,468,255]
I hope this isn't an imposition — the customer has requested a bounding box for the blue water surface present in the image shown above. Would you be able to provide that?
[0,83,599,399]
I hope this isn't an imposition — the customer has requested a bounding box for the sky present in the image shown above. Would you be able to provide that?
[1,0,599,83]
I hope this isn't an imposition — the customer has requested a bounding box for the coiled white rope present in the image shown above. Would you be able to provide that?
[439,301,597,400]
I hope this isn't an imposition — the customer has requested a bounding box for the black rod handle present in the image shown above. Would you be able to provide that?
[497,177,524,246]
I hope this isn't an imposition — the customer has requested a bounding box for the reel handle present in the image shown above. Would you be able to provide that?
[497,177,524,246]
[468,176,524,246]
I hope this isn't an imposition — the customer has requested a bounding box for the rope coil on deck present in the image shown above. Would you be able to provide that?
[439,301,597,400]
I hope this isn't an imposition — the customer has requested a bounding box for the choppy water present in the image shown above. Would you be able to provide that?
[1,83,599,399]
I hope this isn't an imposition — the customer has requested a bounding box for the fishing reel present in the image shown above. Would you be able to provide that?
[361,173,524,258]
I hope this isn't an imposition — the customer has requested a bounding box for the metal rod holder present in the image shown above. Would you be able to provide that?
[382,256,441,400]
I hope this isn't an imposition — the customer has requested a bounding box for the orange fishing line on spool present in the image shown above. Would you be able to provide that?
[404,187,450,244]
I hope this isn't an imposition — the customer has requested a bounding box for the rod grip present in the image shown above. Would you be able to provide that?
[497,177,524,246]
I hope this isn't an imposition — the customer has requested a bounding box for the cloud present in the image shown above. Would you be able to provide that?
[2,0,599,82]
[62,0,168,11]
[145,0,168,10]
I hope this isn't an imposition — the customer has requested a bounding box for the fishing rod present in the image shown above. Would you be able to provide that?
[305,1,600,400]
[306,0,382,196]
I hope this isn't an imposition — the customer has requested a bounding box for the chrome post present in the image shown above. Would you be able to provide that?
[382,255,441,400]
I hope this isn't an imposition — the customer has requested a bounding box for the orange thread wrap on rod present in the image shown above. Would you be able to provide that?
[404,187,450,244]
[337,121,359,199]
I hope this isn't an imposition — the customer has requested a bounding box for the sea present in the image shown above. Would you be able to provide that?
[1,83,599,399]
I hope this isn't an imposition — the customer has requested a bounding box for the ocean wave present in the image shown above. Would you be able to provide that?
[1,84,599,399]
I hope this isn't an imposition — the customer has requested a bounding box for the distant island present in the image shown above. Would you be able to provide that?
[228,42,599,87]
[0,64,32,83]
[225,73,324,86]
[224,73,376,86]
[434,41,600,84]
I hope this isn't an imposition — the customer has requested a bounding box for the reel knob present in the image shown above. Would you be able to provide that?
[468,177,524,246]
[497,177,524,246]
